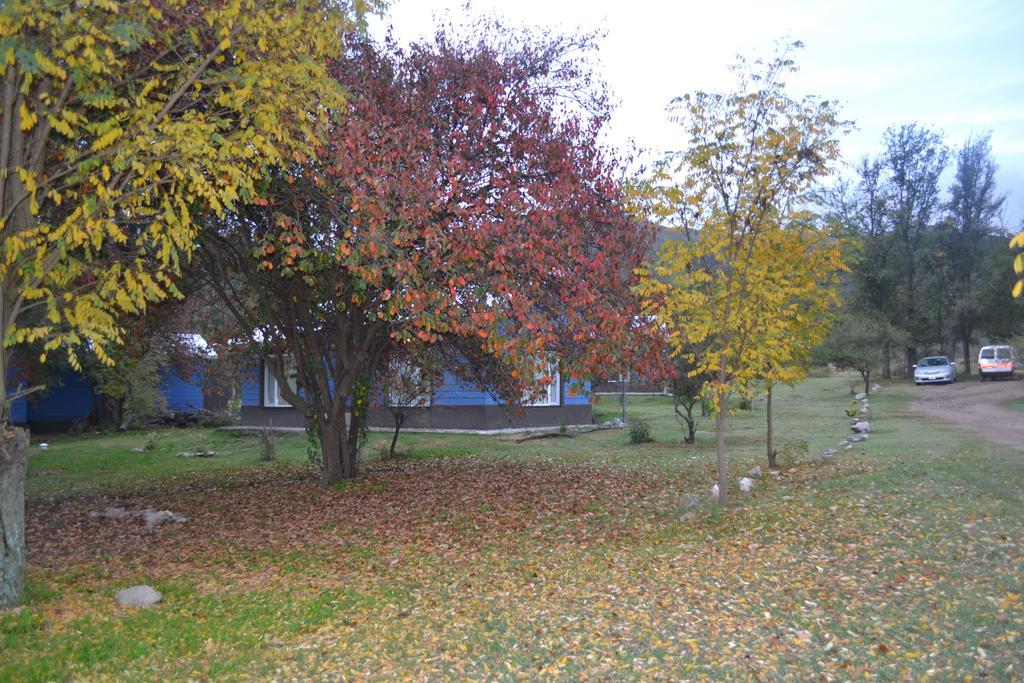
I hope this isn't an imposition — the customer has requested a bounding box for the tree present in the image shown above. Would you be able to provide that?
[755,223,845,467]
[944,133,1007,372]
[0,0,362,609]
[881,124,949,372]
[198,29,656,484]
[822,310,906,394]
[638,43,849,504]
[1011,231,1024,299]
[376,345,444,459]
[668,346,709,445]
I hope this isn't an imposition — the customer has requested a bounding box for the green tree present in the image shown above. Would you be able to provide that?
[822,310,906,395]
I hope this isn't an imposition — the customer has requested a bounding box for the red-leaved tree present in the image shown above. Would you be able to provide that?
[198,27,658,483]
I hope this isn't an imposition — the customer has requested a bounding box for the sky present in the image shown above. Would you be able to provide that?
[369,0,1024,227]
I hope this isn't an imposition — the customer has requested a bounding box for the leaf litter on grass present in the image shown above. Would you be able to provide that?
[9,449,1024,680]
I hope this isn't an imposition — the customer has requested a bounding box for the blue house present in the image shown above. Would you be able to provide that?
[240,360,592,433]
[5,335,222,432]
[6,367,100,433]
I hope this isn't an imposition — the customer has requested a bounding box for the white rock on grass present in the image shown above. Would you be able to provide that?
[871,384,882,392]
[89,506,135,522]
[848,433,868,443]
[116,585,162,608]
[739,477,755,494]
[748,466,763,479]
[854,392,867,400]
[709,484,720,502]
[851,421,872,434]
[90,507,187,528]
[140,510,188,529]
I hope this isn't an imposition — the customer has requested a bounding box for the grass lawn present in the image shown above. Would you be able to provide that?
[3,376,1023,680]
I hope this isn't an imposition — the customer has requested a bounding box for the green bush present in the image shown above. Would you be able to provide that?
[629,420,654,445]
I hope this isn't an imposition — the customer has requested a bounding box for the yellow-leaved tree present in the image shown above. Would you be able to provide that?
[753,221,846,468]
[637,43,850,504]
[0,0,376,609]
[1012,230,1024,298]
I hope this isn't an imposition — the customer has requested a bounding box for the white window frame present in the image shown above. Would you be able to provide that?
[263,360,297,408]
[526,367,560,407]
[386,364,432,408]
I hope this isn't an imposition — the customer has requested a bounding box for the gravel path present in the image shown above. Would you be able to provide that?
[907,375,1024,450]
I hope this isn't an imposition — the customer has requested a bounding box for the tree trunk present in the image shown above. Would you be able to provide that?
[882,341,892,380]
[962,336,972,375]
[319,424,344,485]
[714,386,728,506]
[861,369,871,395]
[318,416,360,485]
[0,427,28,609]
[766,386,776,468]
[905,346,915,379]
[388,412,405,459]
[619,371,627,424]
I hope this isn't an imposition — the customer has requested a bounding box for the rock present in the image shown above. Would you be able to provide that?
[843,442,853,450]
[848,433,867,443]
[748,466,762,479]
[116,585,162,608]
[91,506,187,528]
[709,484,720,502]
[839,439,850,447]
[851,421,871,434]
[854,392,867,400]
[140,509,187,529]
[871,384,882,392]
[739,477,755,493]
[176,450,216,458]
[38,443,48,450]
[131,447,145,453]
[89,506,134,522]
[823,448,837,457]
[601,418,626,429]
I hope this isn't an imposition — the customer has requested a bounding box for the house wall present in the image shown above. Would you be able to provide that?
[240,361,592,431]
[23,369,98,431]
[160,367,206,413]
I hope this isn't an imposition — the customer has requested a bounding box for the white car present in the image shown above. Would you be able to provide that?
[978,345,1021,380]
[913,356,957,385]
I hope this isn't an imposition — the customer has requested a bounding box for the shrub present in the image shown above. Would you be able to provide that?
[629,420,654,445]
[143,432,161,451]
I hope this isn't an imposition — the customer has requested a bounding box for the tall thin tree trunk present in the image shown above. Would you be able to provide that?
[905,346,915,379]
[766,385,776,468]
[962,336,972,375]
[388,412,405,459]
[862,370,871,395]
[714,360,729,506]
[0,427,28,609]
[882,341,892,380]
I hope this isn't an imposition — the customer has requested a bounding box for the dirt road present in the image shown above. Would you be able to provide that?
[908,377,1024,450]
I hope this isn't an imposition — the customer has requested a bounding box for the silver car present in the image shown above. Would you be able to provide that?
[914,356,957,385]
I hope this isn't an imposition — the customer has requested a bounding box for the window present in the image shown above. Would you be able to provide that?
[525,367,560,407]
[264,360,297,408]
